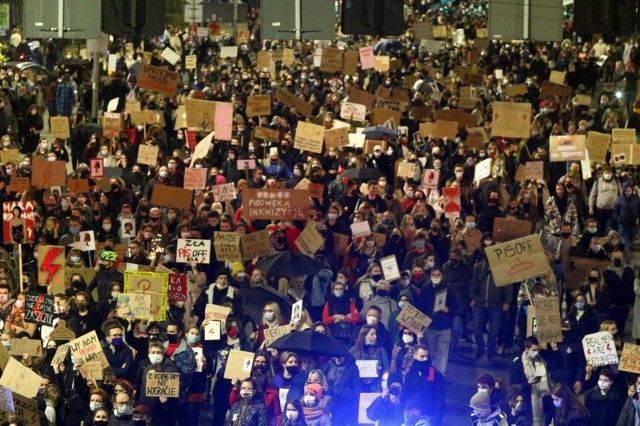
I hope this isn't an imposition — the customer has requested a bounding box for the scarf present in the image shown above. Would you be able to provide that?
[521,352,550,396]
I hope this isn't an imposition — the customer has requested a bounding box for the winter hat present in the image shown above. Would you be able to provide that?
[469,391,491,410]
[387,372,403,386]
[304,383,323,399]
[230,262,245,276]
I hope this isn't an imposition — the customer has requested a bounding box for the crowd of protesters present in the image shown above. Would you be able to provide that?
[1,1,640,426]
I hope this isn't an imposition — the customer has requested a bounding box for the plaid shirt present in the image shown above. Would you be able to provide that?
[55,83,75,116]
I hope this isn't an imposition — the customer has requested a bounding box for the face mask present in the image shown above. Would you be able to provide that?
[134,421,146,426]
[603,173,612,181]
[103,224,112,232]
[484,240,493,246]
[111,291,119,300]
[304,395,317,405]
[110,337,123,347]
[575,302,585,310]
[466,222,476,229]
[1,341,9,349]
[149,353,163,364]
[398,301,406,309]
[598,380,611,391]
[366,240,375,248]
[90,402,103,411]
[366,316,378,326]
[334,290,344,298]
[588,276,599,283]
[166,334,178,344]
[286,410,299,421]
[528,350,538,359]
[95,421,108,426]
[404,412,419,425]
[286,366,298,375]
[69,226,80,235]
[14,300,23,309]
[426,261,435,269]
[264,311,275,322]
[414,240,426,250]
[159,171,168,179]
[76,302,87,311]
[187,335,199,344]
[227,327,238,337]
[406,191,414,198]
[402,334,414,344]
[614,259,623,267]
[372,274,383,281]
[116,405,133,416]
[412,272,424,280]
[588,227,597,234]
[431,277,441,285]
[553,400,563,408]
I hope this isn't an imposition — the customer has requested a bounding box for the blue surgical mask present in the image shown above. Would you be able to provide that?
[187,335,199,344]
[414,241,425,249]
[69,226,80,235]
[328,213,338,221]
[466,222,476,229]
[334,290,344,298]
[575,302,585,310]
[398,301,406,309]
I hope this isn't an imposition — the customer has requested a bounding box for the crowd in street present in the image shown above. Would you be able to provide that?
[3,0,640,426]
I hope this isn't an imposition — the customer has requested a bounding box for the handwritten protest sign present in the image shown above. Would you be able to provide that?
[24,292,54,326]
[185,99,216,131]
[137,144,159,167]
[48,320,75,341]
[582,331,618,367]
[534,296,563,344]
[485,234,551,286]
[550,135,586,161]
[224,350,255,380]
[355,360,379,378]
[3,392,39,425]
[586,131,610,163]
[32,160,66,187]
[241,230,274,260]
[359,46,374,70]
[0,358,40,398]
[620,343,640,374]
[0,149,19,165]
[212,183,237,203]
[151,185,193,210]
[324,126,350,149]
[612,128,636,144]
[205,304,231,327]
[183,168,207,190]
[397,302,432,334]
[50,343,70,367]
[294,121,325,154]
[214,232,242,262]
[68,331,109,370]
[185,54,197,70]
[177,238,211,264]
[254,126,279,141]
[274,89,313,117]
[380,255,400,281]
[340,102,366,121]
[137,64,180,97]
[474,158,492,182]
[350,221,372,238]
[243,189,309,221]
[204,320,221,340]
[264,325,292,346]
[123,271,169,321]
[492,102,531,139]
[525,161,544,181]
[295,224,324,258]
[145,371,180,398]
[168,274,187,302]
[247,95,272,117]
[9,339,42,357]
[116,293,152,319]
[50,116,70,138]
[102,113,122,137]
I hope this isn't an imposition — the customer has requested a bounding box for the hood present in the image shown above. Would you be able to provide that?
[399,289,414,304]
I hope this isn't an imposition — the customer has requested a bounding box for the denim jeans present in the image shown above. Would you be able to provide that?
[618,225,638,249]
[451,314,464,353]
[473,305,502,356]
[426,328,451,375]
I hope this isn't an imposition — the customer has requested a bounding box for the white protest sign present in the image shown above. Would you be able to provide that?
[582,331,618,367]
[176,239,211,264]
[380,255,400,281]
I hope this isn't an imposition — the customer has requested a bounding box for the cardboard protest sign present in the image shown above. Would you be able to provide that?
[124,271,169,321]
[66,178,89,194]
[350,221,372,238]
[37,245,65,291]
[224,350,255,380]
[575,94,591,106]
[0,149,19,165]
[295,224,324,258]
[436,109,476,128]
[355,360,379,378]
[505,84,528,98]
[459,86,478,109]
[612,128,636,144]
[320,47,343,73]
[137,64,180,97]
[359,46,375,70]
[212,183,237,203]
[185,99,216,131]
[32,160,66,187]
[492,218,532,243]
[586,131,610,163]
[24,292,54,326]
[294,121,325,154]
[102,112,122,137]
[145,371,180,398]
[348,88,377,111]
[324,126,350,149]
[220,46,238,58]
[9,339,42,357]
[205,304,232,327]
[264,325,292,346]
[380,255,400,281]
[50,343,70,367]
[214,102,234,140]
[243,189,309,221]
[333,233,350,254]
[549,70,566,85]
[397,302,432,334]
[540,81,571,102]
[48,320,76,341]
[213,232,242,262]
[619,343,640,374]
[3,392,39,425]
[247,95,272,117]
[373,56,390,73]
[185,54,197,70]
[68,331,109,370]
[183,168,208,190]
[370,108,401,126]
[137,144,159,167]
[0,358,40,398]
[274,88,313,116]
[524,161,544,181]
[549,135,586,161]
[254,126,279,141]
[465,127,488,149]
[534,296,563,344]
[130,110,158,125]
[582,331,618,367]
[492,102,531,139]
[116,293,152,319]
[397,161,416,178]
[421,169,440,190]
[485,234,551,287]
[177,238,212,264]
[565,257,609,291]
[343,50,359,74]
[3,201,36,243]
[50,116,70,138]
[151,185,193,210]
[242,230,274,260]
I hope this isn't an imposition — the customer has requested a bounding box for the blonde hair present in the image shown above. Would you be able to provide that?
[263,301,283,325]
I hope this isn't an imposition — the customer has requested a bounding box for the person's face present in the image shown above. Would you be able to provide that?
[414,348,429,361]
[90,394,104,404]
[115,392,130,408]
[109,327,123,341]
[365,328,377,344]
[94,411,108,422]
[166,325,179,339]
[371,266,382,276]
[556,185,564,195]
[528,344,541,355]
[284,356,298,368]
[366,309,380,322]
[477,383,493,394]
[254,356,267,369]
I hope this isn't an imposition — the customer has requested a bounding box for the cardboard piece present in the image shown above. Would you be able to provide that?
[130,110,158,125]
[540,81,572,101]
[212,182,237,203]
[0,149,19,165]
[358,393,380,424]
[137,64,180,97]
[485,234,551,287]
[0,358,40,398]
[549,70,566,85]
[492,218,532,243]
[565,257,610,291]
[31,160,66,187]
[5,392,39,425]
[204,304,232,326]
[68,330,109,371]
[37,245,65,291]
[612,128,636,144]
[619,343,640,374]
[348,88,377,111]
[242,230,274,260]
[137,144,159,167]
[397,161,416,178]
[549,135,586,162]
[9,339,42,357]
[151,185,193,210]
[224,349,254,380]
[145,371,180,398]
[48,320,75,341]
[586,131,611,164]
[214,102,234,140]
[524,161,544,181]
[435,109,476,128]
[397,302,432,334]
[274,89,313,117]
[582,331,618,367]
[161,47,180,65]
[492,102,531,139]
[264,325,292,346]
[66,179,89,194]
[185,55,197,70]
[506,84,529,98]
[185,99,216,131]
[295,223,324,258]
[50,116,70,139]
[247,95,272,117]
[254,126,279,141]
[370,109,401,126]
[465,127,488,149]
[183,168,208,190]
[116,293,152,319]
[213,232,242,262]
[177,238,212,264]
[320,47,343,73]
[243,189,309,221]
[324,126,350,149]
[294,121,325,154]
[534,296,563,344]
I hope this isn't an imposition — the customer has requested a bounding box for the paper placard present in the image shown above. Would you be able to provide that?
[242,230,274,260]
[474,158,492,182]
[575,94,591,106]
[549,135,586,161]
[355,360,379,378]
[524,161,544,181]
[320,47,343,73]
[534,296,563,344]
[243,189,309,221]
[177,238,211,264]
[465,127,488,149]
[130,110,158,125]
[66,178,89,194]
[505,84,529,98]
[380,255,400,281]
[373,56,390,72]
[397,161,416,178]
[185,54,197,70]
[212,182,237,202]
[350,221,372,238]
[582,331,618,367]
[254,126,279,141]
[168,273,187,302]
[214,232,242,262]
[32,160,66,187]
[0,358,40,398]
[204,320,221,340]
[68,330,109,370]
[50,116,70,138]
[549,70,566,85]
[397,302,432,334]
[137,64,180,97]
[421,169,440,190]
[183,168,208,190]
[0,149,19,165]
[264,325,291,347]
[348,88,377,111]
[485,234,551,287]
[274,89,313,117]
[359,46,375,70]
[116,293,152,319]
[443,187,461,219]
[185,99,216,131]
[619,343,640,374]
[145,371,180,398]
[214,102,233,141]
[37,245,65,291]
[220,46,238,58]
[224,350,255,380]
[613,128,636,144]
[434,290,447,313]
[161,47,180,65]
[359,393,380,424]
[295,223,324,258]
[247,95,272,117]
[9,339,42,357]
[205,304,231,326]
[137,144,159,167]
[294,121,325,154]
[340,102,366,121]
[102,112,122,137]
[491,102,531,139]
[324,126,350,149]
[48,320,75,341]
[492,218,531,243]
[151,185,193,210]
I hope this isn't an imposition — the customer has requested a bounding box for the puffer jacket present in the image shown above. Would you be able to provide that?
[225,393,269,426]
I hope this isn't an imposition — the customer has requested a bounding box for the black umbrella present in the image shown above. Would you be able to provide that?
[340,167,385,181]
[361,125,398,139]
[373,39,404,54]
[269,329,351,357]
[416,80,444,94]
[254,251,322,277]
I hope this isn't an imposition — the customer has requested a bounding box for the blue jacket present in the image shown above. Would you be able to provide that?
[614,192,640,227]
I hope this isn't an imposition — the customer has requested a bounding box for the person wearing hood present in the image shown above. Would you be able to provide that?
[588,165,620,236]
[326,355,361,426]
[286,162,305,188]
[469,391,508,426]
[603,229,633,265]
[389,290,413,346]
[301,383,331,426]
[403,345,445,426]
[510,337,552,426]
[603,247,636,336]
[613,181,640,248]
[225,378,268,426]
[360,280,398,329]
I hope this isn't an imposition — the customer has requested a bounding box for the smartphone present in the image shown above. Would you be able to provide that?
[535,376,542,382]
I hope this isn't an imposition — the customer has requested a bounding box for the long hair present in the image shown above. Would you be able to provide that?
[550,383,589,425]
[353,325,380,358]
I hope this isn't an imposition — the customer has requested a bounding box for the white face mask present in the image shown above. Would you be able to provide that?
[598,380,611,391]
[264,311,275,322]
[430,277,442,285]
[14,300,23,309]
[402,334,414,344]
[149,353,163,364]
[286,410,299,421]
[90,402,102,412]
[303,395,317,405]
[366,316,378,326]
[240,390,253,398]
[528,350,539,359]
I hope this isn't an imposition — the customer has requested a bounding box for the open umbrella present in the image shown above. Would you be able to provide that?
[373,39,404,54]
[340,167,385,181]
[361,125,398,139]
[254,251,322,277]
[269,329,351,357]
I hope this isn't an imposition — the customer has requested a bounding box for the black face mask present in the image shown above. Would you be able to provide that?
[286,366,298,376]
[101,384,114,394]
[377,289,389,297]
[95,421,108,426]
[134,420,146,426]
[562,232,571,239]
[166,334,179,344]
[588,276,598,283]
[614,259,623,267]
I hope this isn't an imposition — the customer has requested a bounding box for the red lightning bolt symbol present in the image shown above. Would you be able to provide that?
[33,295,44,313]
[40,247,64,284]
[607,344,611,351]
